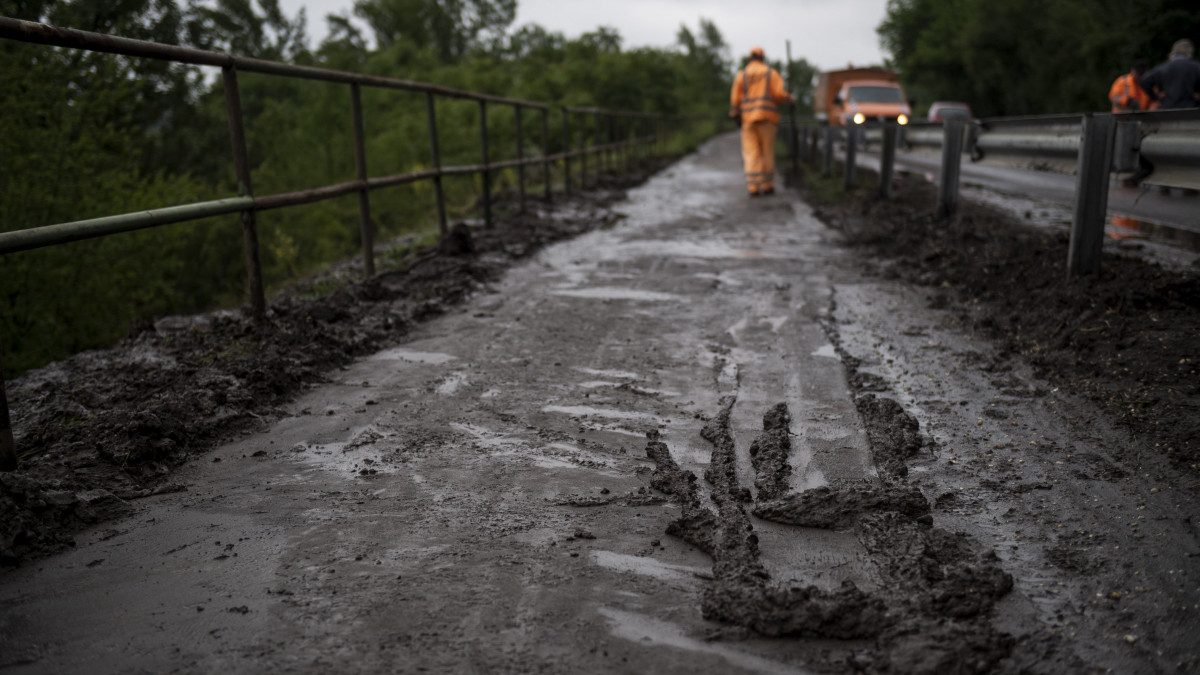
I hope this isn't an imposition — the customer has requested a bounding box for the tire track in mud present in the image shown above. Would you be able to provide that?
[645,345,1070,671]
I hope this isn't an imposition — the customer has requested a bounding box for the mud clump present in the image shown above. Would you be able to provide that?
[854,394,922,477]
[1,161,673,566]
[748,402,792,501]
[704,579,890,639]
[753,483,931,530]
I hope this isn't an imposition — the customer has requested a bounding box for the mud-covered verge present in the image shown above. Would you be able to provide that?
[646,392,1064,674]
[803,170,1200,475]
[0,164,672,566]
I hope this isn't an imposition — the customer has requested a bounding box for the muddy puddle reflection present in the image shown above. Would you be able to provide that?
[1106,213,1200,251]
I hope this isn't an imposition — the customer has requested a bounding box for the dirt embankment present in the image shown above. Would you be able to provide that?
[806,170,1200,474]
[0,166,671,566]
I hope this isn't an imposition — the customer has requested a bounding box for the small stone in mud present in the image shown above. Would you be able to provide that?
[600,488,610,495]
[227,606,250,614]
[650,539,660,547]
[290,444,306,453]
[574,530,596,540]
[251,450,267,457]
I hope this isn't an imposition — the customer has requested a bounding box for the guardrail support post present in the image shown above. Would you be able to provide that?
[844,126,858,189]
[515,105,526,214]
[879,122,897,199]
[1068,113,1116,277]
[562,109,572,195]
[479,100,492,228]
[541,109,551,202]
[0,344,16,471]
[425,92,447,235]
[936,119,965,219]
[222,66,265,319]
[349,83,375,277]
[823,126,834,178]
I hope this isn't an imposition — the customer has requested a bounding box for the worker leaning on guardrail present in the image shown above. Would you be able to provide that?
[1139,39,1200,110]
[730,46,795,197]
[1109,59,1154,113]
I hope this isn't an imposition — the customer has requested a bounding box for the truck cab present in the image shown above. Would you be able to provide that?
[833,80,911,126]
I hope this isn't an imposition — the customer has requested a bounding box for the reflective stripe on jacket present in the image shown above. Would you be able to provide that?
[731,61,790,125]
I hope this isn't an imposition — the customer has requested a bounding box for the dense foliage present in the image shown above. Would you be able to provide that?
[0,0,737,375]
[877,0,1200,117]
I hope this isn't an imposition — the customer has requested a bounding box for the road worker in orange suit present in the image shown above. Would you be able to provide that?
[1109,59,1154,113]
[730,46,795,196]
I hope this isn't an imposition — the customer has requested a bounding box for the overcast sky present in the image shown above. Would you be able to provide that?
[276,0,891,72]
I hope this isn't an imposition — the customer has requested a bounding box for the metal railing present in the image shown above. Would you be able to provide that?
[781,108,1200,278]
[0,18,706,470]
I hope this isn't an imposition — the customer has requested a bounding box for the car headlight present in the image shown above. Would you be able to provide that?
[853,113,865,125]
[897,114,909,125]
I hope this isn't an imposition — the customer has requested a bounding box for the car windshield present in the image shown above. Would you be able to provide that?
[937,108,970,118]
[848,86,904,104]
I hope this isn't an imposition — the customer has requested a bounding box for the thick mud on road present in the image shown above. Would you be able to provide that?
[1,134,1197,674]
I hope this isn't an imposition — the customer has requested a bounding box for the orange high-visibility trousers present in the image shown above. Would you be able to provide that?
[741,121,777,193]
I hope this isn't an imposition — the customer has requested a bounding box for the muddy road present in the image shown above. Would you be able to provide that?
[1,133,1197,674]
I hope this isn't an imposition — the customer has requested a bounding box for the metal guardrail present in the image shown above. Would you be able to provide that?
[0,18,708,470]
[782,107,1200,278]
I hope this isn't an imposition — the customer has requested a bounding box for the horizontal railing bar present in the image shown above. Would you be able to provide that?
[0,17,547,109]
[0,196,253,255]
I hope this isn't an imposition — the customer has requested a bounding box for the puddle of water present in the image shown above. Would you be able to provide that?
[541,405,658,421]
[1107,213,1200,251]
[367,348,456,364]
[597,608,812,675]
[811,344,840,360]
[574,367,644,380]
[549,287,682,302]
[295,425,397,478]
[590,551,706,583]
[692,272,744,287]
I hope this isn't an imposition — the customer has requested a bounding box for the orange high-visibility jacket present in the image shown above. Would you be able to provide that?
[731,61,791,125]
[1109,72,1153,113]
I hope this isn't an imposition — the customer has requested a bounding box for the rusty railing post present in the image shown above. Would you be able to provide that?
[425,92,448,236]
[222,65,265,319]
[515,105,526,214]
[823,126,834,178]
[349,83,375,277]
[479,100,492,228]
[562,109,572,195]
[1068,113,1116,277]
[541,108,551,202]
[936,118,965,219]
[0,343,16,471]
[579,112,588,188]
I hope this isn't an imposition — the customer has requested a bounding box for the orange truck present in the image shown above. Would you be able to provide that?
[814,68,912,127]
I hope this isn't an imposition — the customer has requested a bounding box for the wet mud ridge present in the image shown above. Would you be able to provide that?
[649,389,1083,671]
[0,166,672,566]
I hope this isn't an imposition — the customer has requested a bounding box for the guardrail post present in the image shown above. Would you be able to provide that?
[936,119,965,219]
[515,105,526,214]
[541,109,551,202]
[562,109,572,195]
[844,126,858,189]
[222,66,265,319]
[1068,113,1116,277]
[0,343,16,471]
[879,122,897,199]
[425,92,447,236]
[823,126,834,177]
[349,83,375,277]
[579,113,588,188]
[1112,119,1142,174]
[479,100,492,228]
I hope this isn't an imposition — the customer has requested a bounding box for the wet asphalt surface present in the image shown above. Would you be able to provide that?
[1,133,1197,673]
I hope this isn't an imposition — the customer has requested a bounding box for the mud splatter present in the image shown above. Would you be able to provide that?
[753,483,931,530]
[748,402,791,501]
[854,394,923,478]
